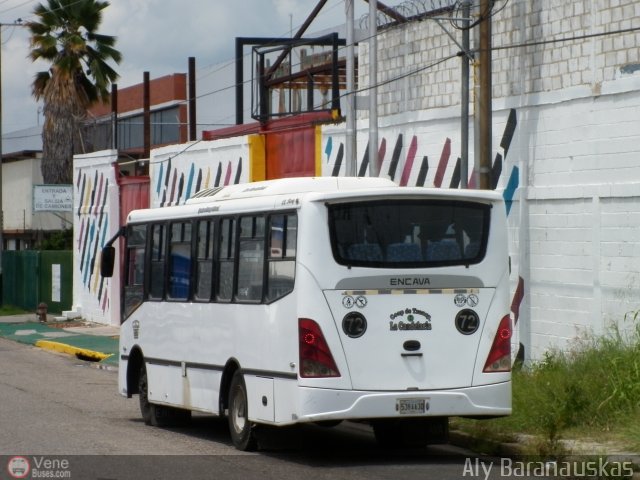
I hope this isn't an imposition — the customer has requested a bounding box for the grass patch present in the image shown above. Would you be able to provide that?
[0,305,29,316]
[455,320,640,456]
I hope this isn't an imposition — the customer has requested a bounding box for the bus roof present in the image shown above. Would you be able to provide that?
[126,177,504,224]
[185,177,503,204]
[185,177,396,204]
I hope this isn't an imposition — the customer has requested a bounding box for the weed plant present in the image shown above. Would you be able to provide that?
[0,305,28,316]
[457,319,640,452]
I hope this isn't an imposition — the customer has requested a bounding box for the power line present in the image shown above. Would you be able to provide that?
[196,0,345,83]
[492,23,640,52]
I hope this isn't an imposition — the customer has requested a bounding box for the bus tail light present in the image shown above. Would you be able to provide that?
[299,318,340,378]
[483,315,512,373]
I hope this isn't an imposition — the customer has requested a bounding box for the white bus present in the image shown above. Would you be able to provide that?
[101,176,512,451]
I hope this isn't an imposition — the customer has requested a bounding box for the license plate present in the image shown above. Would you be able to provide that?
[396,398,428,415]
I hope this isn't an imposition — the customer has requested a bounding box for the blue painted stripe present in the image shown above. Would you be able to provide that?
[156,163,164,195]
[185,163,195,200]
[503,166,519,216]
[325,137,333,162]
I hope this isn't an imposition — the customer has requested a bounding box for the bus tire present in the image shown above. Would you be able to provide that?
[139,364,191,427]
[228,371,258,451]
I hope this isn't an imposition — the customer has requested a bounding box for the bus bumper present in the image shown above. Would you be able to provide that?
[294,381,511,422]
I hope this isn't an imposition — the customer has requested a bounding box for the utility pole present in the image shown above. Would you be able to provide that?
[368,0,379,177]
[460,0,471,188]
[345,0,356,176]
[0,24,4,281]
[476,0,492,190]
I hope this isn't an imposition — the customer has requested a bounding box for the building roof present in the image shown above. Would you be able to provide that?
[2,126,42,158]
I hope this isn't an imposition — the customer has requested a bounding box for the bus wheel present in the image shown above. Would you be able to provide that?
[228,371,258,451]
[138,364,190,427]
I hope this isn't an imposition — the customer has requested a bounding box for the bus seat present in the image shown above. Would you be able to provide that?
[386,243,422,262]
[464,241,481,258]
[347,243,383,262]
[425,240,461,262]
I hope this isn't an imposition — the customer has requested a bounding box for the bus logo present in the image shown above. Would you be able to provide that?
[389,308,432,331]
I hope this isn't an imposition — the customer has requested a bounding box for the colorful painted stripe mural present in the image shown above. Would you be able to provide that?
[150,142,248,207]
[75,169,111,315]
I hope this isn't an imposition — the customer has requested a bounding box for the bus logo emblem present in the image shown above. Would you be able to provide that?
[389,308,432,331]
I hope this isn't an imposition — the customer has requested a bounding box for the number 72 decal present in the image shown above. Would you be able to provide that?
[455,309,480,335]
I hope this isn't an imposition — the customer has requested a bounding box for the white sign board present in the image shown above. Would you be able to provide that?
[52,264,61,302]
[33,185,73,212]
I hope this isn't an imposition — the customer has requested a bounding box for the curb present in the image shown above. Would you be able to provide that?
[449,430,523,457]
[34,339,115,362]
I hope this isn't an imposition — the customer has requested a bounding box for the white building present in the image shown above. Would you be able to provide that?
[2,126,72,250]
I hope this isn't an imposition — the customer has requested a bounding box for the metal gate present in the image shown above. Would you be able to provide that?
[2,251,72,314]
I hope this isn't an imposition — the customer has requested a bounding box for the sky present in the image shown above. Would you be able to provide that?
[0,0,370,139]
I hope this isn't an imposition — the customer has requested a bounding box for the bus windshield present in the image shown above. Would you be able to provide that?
[329,199,491,268]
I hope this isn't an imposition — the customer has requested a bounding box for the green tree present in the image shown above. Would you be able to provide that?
[27,0,121,184]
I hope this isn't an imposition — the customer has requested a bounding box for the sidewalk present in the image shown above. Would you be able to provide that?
[0,314,119,368]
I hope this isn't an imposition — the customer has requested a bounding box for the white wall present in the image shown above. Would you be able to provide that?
[149,138,250,208]
[3,158,72,235]
[72,150,120,325]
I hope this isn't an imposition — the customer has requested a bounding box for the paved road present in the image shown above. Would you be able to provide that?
[0,337,538,480]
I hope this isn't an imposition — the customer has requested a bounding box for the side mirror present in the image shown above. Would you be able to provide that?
[101,246,116,277]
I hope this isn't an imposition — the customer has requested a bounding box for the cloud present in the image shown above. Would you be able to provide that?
[1,0,354,136]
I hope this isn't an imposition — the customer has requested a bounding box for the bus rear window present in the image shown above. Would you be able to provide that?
[329,200,490,268]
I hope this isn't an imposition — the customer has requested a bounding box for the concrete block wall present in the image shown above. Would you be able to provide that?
[353,0,640,360]
[361,0,640,114]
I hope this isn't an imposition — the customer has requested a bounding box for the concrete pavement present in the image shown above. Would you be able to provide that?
[0,314,638,467]
[0,314,119,367]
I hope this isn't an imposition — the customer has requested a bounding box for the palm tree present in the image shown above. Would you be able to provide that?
[27,0,121,184]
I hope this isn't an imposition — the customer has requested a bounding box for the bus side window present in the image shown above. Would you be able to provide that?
[195,220,214,301]
[168,222,192,300]
[217,218,236,302]
[149,223,167,300]
[123,224,147,319]
[266,213,296,302]
[237,215,265,302]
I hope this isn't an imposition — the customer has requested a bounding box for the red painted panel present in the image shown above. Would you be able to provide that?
[265,126,315,179]
[118,176,150,226]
